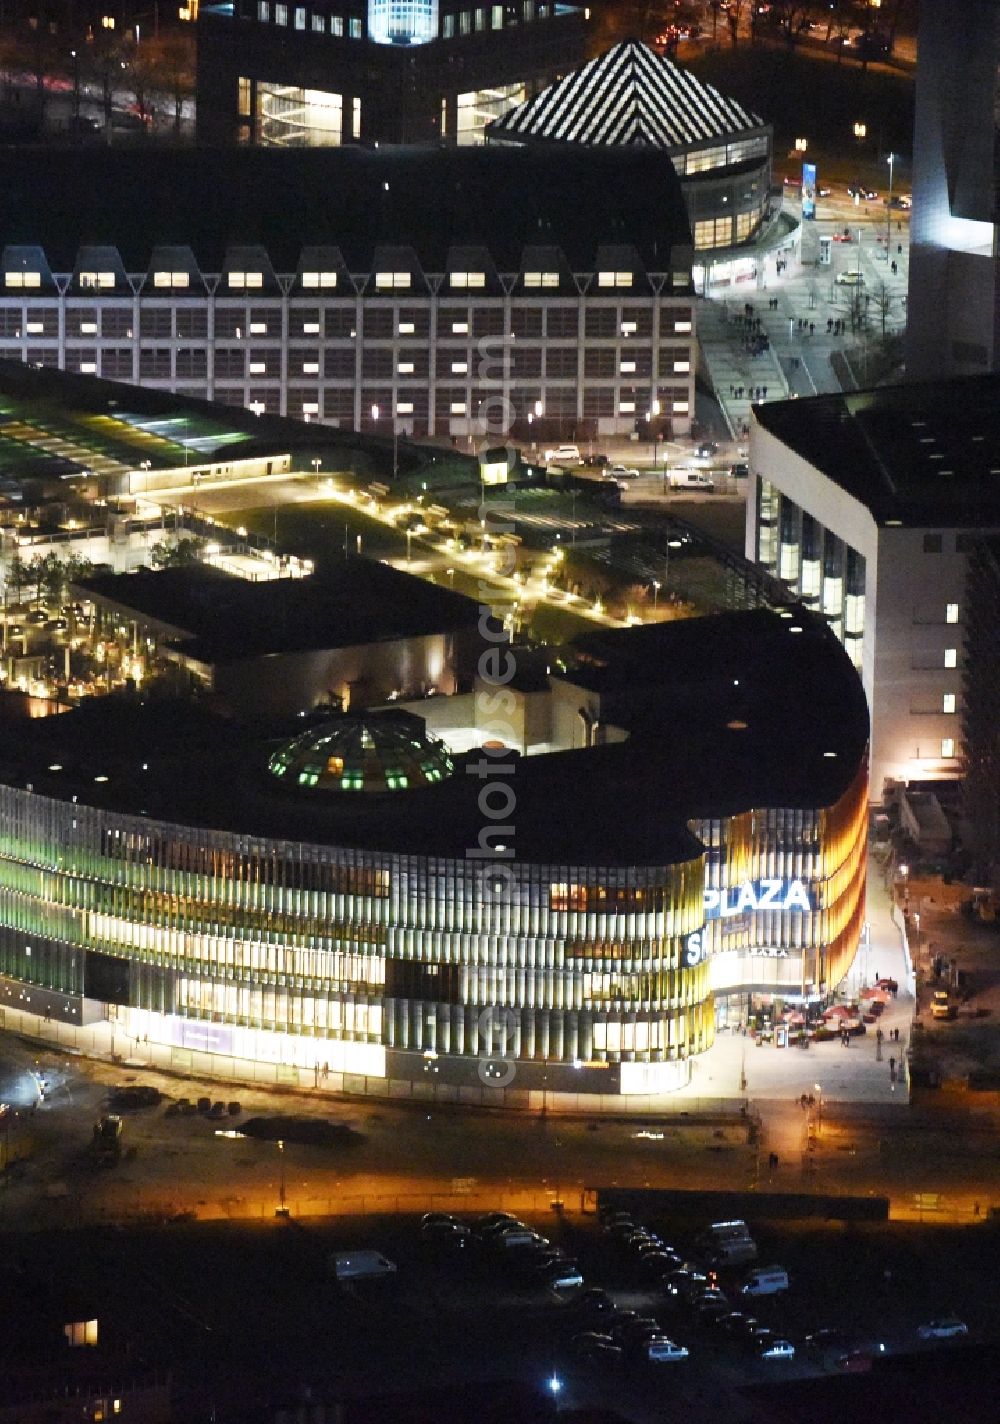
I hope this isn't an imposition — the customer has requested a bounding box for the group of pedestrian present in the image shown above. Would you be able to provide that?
[776,258,788,275]
[875,1025,902,1045]
[766,296,780,311]
[826,318,847,335]
[796,318,817,337]
[729,384,769,401]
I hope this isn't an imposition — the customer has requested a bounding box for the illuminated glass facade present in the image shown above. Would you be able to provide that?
[0,783,714,1094]
[368,0,439,44]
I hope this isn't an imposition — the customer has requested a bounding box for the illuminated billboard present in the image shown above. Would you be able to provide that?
[801,161,817,221]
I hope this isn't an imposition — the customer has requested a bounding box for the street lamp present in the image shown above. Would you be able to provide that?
[885,151,895,261]
[814,1084,823,1138]
[648,398,661,465]
[276,1137,287,1217]
[853,121,867,142]
[311,456,321,483]
[794,137,808,153]
[652,578,660,612]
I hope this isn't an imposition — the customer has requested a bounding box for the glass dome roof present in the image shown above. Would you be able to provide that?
[268,711,456,794]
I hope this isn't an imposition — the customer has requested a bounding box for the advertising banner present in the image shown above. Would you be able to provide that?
[802,161,817,221]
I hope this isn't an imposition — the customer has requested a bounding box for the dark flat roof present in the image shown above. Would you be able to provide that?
[0,144,691,273]
[0,607,867,867]
[753,377,1000,528]
[77,563,481,661]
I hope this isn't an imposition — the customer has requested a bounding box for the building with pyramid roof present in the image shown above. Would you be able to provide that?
[488,40,778,289]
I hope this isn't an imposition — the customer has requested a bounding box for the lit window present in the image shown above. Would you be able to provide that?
[674,319,692,333]
[303,321,320,334]
[374,271,411,289]
[79,271,115,289]
[451,321,468,334]
[249,322,267,334]
[5,271,41,288]
[943,693,956,714]
[302,401,319,414]
[228,271,263,289]
[451,361,468,374]
[398,321,415,335]
[945,602,959,624]
[249,361,266,374]
[294,5,305,27]
[398,361,414,374]
[349,16,362,35]
[491,4,503,27]
[941,738,955,758]
[302,271,337,288]
[944,647,957,668]
[673,400,690,413]
[449,271,486,288]
[621,321,637,335]
[80,321,97,334]
[673,360,690,373]
[524,271,559,287]
[25,321,44,334]
[450,401,466,414]
[80,361,96,374]
[258,0,269,17]
[331,14,344,34]
[598,270,633,287]
[620,360,636,374]
[443,12,455,34]
[396,401,414,414]
[274,3,288,23]
[619,400,635,413]
[303,361,319,374]
[312,12,325,29]
[153,270,190,288]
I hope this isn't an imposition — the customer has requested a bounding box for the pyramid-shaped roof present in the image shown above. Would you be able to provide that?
[487,39,763,152]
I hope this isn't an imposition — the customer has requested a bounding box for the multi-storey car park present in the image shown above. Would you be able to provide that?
[0,599,869,1106]
[0,143,696,444]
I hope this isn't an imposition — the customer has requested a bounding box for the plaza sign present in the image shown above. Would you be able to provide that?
[704,878,813,920]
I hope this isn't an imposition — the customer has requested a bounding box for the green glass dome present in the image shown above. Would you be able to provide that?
[268,711,456,794]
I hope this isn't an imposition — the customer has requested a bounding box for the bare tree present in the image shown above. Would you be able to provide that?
[870,280,894,338]
[727,0,749,48]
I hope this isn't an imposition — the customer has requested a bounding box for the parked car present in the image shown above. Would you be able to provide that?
[729,461,749,479]
[567,1287,616,1321]
[543,443,582,466]
[608,464,640,480]
[694,440,718,459]
[835,270,866,287]
[642,1335,689,1363]
[832,230,853,243]
[836,1349,874,1373]
[886,194,911,209]
[668,468,714,491]
[759,1337,796,1360]
[572,1331,623,1363]
[582,453,609,469]
[847,183,878,200]
[918,1317,968,1341]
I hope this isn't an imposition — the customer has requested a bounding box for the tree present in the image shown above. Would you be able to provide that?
[151,536,202,568]
[141,30,195,137]
[870,280,894,339]
[727,0,749,48]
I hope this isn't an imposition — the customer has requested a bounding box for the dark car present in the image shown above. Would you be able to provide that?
[568,1288,616,1321]
[572,1331,623,1363]
[110,1084,161,1109]
[582,453,609,468]
[695,441,718,459]
[847,183,879,200]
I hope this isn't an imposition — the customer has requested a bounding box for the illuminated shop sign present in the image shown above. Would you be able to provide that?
[682,929,704,968]
[704,879,813,919]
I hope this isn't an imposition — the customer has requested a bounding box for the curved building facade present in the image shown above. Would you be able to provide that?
[0,609,868,1104]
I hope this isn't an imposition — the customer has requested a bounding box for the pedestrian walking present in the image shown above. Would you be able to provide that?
[809,321,815,336]
[889,1056,896,1075]
[762,385,768,398]
[876,1026,884,1044]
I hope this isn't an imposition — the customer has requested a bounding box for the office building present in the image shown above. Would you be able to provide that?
[0,143,696,441]
[747,377,1000,802]
[486,39,776,291]
[196,0,589,146]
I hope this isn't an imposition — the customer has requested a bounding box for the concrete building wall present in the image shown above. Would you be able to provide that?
[906,0,1000,380]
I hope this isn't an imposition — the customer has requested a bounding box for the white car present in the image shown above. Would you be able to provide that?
[759,1338,796,1360]
[644,1335,689,1362]
[918,1317,968,1341]
[608,464,640,480]
[544,444,582,465]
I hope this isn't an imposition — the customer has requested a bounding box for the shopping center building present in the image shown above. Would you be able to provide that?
[0,143,696,443]
[0,604,869,1104]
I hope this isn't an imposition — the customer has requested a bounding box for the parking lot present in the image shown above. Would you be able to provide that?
[4,1199,998,1422]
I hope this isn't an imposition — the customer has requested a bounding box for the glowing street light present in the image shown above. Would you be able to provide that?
[853,120,867,142]
[652,578,660,611]
[794,137,808,153]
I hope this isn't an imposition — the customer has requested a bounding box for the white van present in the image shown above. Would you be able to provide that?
[330,1250,397,1281]
[740,1265,789,1297]
[668,468,714,491]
